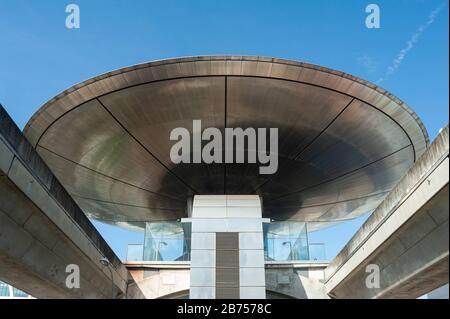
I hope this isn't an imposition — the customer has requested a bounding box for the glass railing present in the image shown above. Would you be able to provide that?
[143,238,191,261]
[264,237,310,261]
[126,241,191,262]
[264,221,311,261]
[126,244,144,261]
[127,241,324,262]
[308,243,326,261]
[125,221,325,262]
[144,222,191,261]
[125,221,192,262]
[264,240,326,261]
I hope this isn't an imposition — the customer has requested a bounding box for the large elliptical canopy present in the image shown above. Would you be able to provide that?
[24,56,429,230]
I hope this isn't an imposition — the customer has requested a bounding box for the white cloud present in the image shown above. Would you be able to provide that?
[357,54,378,74]
[377,4,445,84]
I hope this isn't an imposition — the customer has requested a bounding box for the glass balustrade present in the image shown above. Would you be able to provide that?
[264,222,310,261]
[308,243,326,261]
[126,221,325,262]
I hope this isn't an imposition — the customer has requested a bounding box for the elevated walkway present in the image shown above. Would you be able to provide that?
[325,127,449,298]
[0,104,142,298]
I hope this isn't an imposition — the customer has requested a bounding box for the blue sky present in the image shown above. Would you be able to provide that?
[1,0,448,260]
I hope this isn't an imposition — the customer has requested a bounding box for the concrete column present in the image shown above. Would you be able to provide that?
[189,195,266,299]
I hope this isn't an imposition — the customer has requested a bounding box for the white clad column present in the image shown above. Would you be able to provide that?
[189,195,266,299]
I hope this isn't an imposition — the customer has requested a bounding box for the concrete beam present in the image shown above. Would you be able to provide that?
[0,104,139,298]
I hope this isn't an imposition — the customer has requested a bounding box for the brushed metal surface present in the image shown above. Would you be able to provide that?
[23,56,429,230]
[216,232,240,299]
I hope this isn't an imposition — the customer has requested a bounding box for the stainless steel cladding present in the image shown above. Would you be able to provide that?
[23,56,429,230]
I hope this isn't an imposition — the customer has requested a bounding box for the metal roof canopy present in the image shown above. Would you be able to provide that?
[24,56,429,230]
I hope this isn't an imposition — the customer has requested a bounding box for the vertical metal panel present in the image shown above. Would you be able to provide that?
[216,232,240,298]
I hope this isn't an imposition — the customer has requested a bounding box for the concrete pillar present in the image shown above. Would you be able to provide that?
[189,195,266,299]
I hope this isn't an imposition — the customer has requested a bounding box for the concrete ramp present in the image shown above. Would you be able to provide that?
[0,104,141,298]
[325,126,449,299]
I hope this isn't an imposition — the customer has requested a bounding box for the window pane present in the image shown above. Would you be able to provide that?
[12,287,28,298]
[0,281,10,297]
